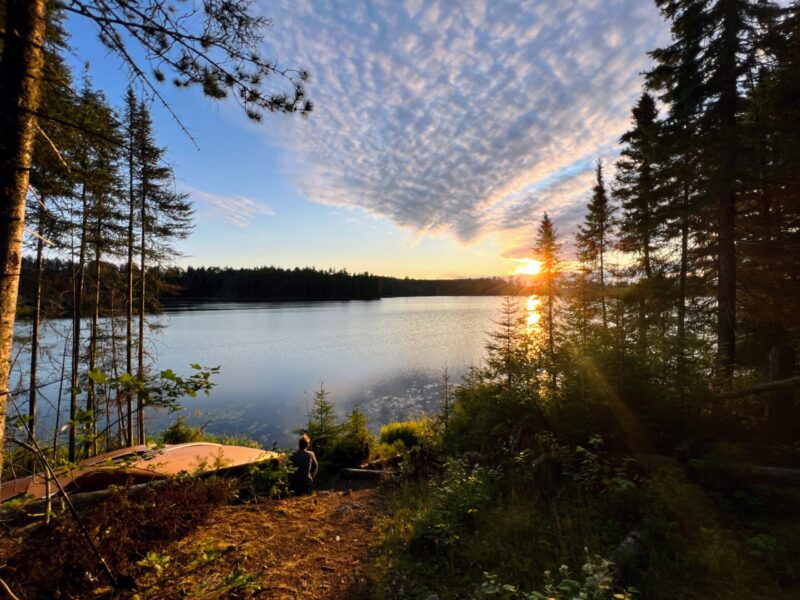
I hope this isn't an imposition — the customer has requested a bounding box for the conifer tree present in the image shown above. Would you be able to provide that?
[25,10,76,438]
[67,82,123,460]
[131,98,193,443]
[648,0,779,374]
[534,213,561,393]
[576,160,614,331]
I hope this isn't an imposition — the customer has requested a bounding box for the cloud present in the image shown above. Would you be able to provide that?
[186,186,274,228]
[260,0,668,255]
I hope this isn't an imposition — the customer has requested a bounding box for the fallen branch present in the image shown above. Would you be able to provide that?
[717,376,800,400]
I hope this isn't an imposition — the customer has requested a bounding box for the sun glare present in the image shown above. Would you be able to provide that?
[513,259,543,276]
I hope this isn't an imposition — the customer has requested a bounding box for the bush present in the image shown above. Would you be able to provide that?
[161,417,204,444]
[330,408,374,468]
[247,457,293,498]
[160,417,262,448]
[379,418,433,450]
[409,460,498,557]
[477,554,638,599]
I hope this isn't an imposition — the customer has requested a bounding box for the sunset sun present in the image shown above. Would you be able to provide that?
[513,259,543,276]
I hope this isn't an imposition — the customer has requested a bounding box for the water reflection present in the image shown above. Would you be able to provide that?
[526,294,542,332]
[12,297,500,445]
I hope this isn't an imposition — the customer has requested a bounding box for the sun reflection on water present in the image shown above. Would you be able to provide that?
[526,294,542,332]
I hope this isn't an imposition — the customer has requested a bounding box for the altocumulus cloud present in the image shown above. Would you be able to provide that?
[261,0,668,255]
[186,187,275,228]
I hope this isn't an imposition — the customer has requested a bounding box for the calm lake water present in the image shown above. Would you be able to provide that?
[10,297,510,445]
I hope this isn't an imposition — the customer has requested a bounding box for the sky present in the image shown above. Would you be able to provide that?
[66,0,670,279]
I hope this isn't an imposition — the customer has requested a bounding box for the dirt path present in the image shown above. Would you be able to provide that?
[134,484,381,599]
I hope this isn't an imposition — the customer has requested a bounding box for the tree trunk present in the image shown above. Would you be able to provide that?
[600,238,607,331]
[86,238,101,456]
[69,184,88,462]
[137,182,146,444]
[766,338,797,442]
[28,197,46,439]
[677,184,690,406]
[0,0,47,482]
[548,289,556,394]
[126,124,135,446]
[716,0,739,377]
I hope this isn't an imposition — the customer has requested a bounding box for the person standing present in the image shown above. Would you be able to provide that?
[289,434,319,495]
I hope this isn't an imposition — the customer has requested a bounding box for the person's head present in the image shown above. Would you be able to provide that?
[299,433,310,450]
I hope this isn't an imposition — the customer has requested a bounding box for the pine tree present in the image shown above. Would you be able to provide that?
[25,9,76,438]
[131,98,193,443]
[534,213,561,394]
[576,160,614,331]
[67,82,123,460]
[648,0,780,374]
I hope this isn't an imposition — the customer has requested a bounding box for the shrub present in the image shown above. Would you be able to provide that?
[477,554,638,599]
[247,457,293,498]
[409,460,498,557]
[379,418,433,450]
[161,417,204,444]
[330,408,374,467]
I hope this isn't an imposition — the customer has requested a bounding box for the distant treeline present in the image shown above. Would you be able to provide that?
[17,259,534,310]
[162,265,533,301]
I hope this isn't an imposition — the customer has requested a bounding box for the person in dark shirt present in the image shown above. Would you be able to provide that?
[289,434,319,495]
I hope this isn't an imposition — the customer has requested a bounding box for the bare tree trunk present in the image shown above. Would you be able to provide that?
[717,0,739,377]
[28,197,46,439]
[126,125,135,447]
[600,239,607,331]
[547,290,556,394]
[766,339,797,442]
[86,237,101,456]
[69,184,88,462]
[137,185,146,444]
[677,185,690,406]
[0,0,47,482]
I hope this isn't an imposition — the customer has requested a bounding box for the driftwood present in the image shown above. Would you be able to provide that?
[717,376,800,400]
[339,468,396,480]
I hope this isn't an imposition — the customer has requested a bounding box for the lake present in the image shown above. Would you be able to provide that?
[10,296,516,445]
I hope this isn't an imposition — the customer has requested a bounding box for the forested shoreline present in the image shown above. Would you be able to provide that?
[16,259,535,312]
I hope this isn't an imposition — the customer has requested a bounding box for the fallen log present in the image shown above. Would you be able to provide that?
[360,454,403,470]
[339,468,396,480]
[717,376,800,400]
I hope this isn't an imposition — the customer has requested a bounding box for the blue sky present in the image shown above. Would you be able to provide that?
[66,0,669,278]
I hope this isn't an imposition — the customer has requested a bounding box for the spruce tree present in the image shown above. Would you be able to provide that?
[648,0,780,374]
[576,160,614,331]
[534,213,561,394]
[131,98,193,443]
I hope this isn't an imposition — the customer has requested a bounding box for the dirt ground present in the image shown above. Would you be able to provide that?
[132,483,382,599]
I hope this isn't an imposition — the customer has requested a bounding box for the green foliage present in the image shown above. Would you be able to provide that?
[297,384,342,461]
[159,417,262,448]
[409,461,498,558]
[379,418,434,450]
[477,555,638,600]
[247,458,293,499]
[161,417,205,444]
[329,408,374,467]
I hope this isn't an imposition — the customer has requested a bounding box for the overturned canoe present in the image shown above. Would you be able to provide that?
[1,442,279,503]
